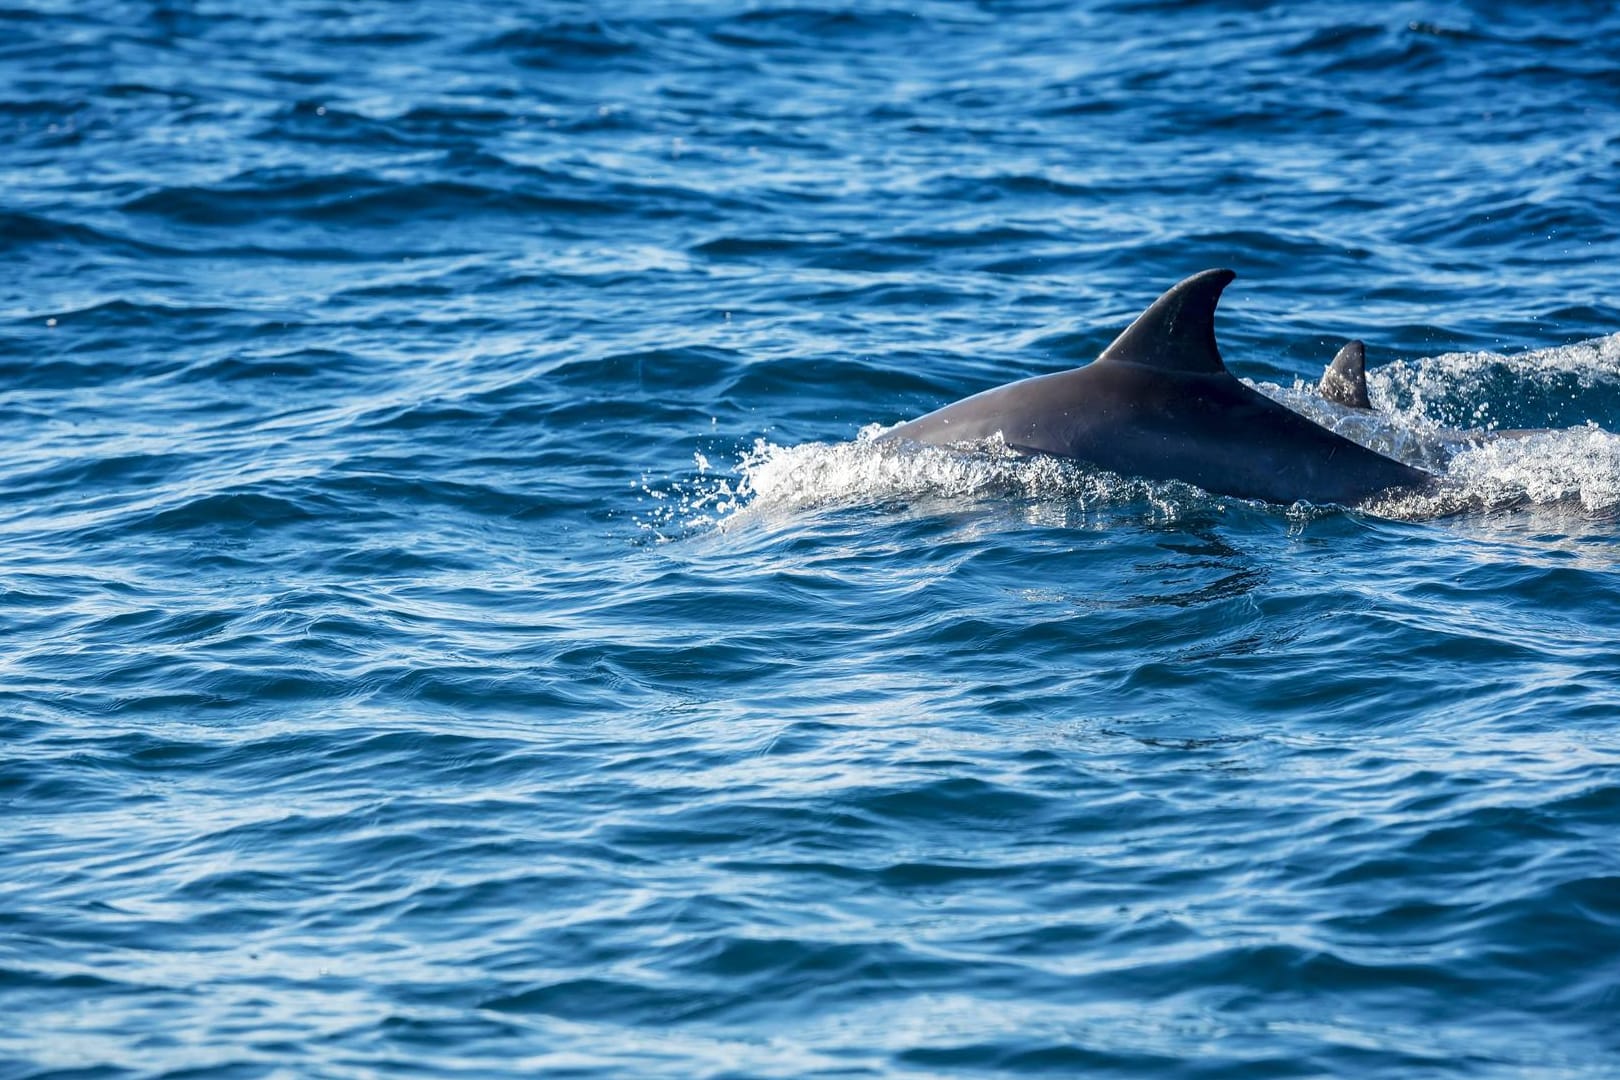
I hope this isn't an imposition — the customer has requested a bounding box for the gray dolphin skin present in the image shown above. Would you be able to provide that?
[882,269,1437,505]
[1319,340,1373,409]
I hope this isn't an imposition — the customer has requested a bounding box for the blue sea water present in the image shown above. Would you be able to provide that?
[5,1,1620,1076]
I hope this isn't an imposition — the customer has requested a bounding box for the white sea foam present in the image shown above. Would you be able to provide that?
[641,433,1242,538]
[1375,332,1620,420]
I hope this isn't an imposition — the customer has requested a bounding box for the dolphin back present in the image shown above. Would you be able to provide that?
[881,272,1437,506]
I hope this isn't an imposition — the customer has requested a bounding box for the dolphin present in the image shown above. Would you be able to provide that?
[881,269,1437,506]
[1319,340,1373,410]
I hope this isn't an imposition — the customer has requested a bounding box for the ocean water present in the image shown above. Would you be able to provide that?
[4,1,1620,1077]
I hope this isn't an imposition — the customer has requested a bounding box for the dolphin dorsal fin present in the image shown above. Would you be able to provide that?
[1319,340,1372,409]
[1095,268,1235,375]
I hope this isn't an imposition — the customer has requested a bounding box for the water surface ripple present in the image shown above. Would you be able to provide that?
[4,2,1620,1077]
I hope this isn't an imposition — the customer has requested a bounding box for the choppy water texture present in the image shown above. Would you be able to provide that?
[5,2,1620,1077]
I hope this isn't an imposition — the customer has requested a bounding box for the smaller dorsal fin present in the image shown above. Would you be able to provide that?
[1319,340,1372,410]
[1095,268,1235,375]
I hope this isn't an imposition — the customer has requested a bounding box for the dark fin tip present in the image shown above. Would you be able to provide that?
[1095,268,1236,375]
